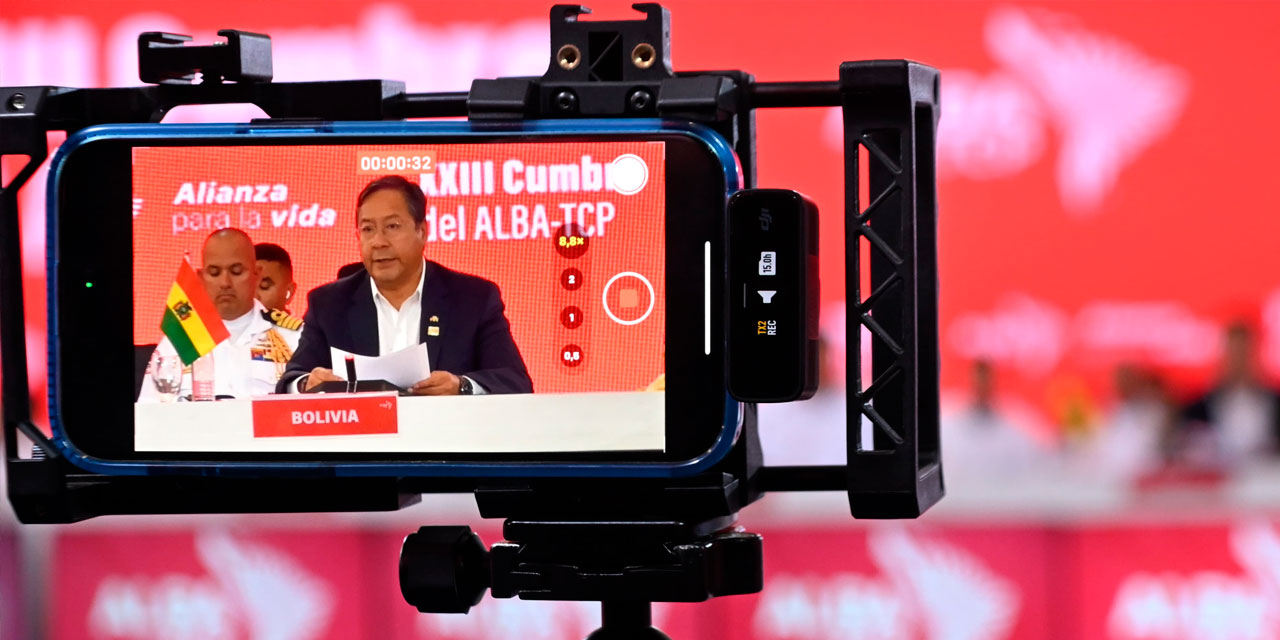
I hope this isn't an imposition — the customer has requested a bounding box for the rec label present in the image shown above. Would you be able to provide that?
[251,392,398,437]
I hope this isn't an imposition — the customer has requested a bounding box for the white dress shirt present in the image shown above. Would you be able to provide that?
[1215,386,1277,464]
[372,258,426,355]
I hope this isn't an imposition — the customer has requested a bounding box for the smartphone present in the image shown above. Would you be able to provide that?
[47,120,742,477]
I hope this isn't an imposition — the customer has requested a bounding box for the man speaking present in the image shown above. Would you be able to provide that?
[278,176,532,395]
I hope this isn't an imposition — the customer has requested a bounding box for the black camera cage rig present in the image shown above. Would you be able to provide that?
[1,3,942,631]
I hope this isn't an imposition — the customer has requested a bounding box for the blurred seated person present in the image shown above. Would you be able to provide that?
[1083,364,1175,480]
[254,242,298,313]
[1179,322,1280,468]
[757,338,848,466]
[943,360,1050,480]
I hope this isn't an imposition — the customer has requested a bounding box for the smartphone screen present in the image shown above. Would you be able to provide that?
[132,140,666,454]
[51,124,738,471]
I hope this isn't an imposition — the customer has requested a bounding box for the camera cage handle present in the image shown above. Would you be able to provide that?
[736,64,943,518]
[0,4,941,523]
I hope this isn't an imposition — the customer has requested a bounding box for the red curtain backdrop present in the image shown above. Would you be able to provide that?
[8,0,1280,430]
[131,141,666,393]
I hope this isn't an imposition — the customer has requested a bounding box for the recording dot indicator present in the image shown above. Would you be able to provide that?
[561,267,584,291]
[85,282,94,288]
[602,272,655,326]
[560,305,584,329]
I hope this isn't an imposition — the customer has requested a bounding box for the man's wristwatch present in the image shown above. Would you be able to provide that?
[458,376,474,396]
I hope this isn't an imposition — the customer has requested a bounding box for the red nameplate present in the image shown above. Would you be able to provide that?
[251,392,398,437]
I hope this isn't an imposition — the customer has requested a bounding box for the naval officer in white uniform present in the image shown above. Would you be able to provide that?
[138,228,303,402]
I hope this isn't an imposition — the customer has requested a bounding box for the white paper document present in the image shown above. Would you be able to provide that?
[330,343,431,389]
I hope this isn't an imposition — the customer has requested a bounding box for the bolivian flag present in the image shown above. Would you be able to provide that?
[160,259,230,365]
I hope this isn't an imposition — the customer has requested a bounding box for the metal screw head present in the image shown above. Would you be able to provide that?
[631,43,657,69]
[554,90,579,113]
[627,89,654,114]
[7,93,26,111]
[557,44,582,71]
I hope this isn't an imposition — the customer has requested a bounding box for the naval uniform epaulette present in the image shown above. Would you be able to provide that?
[263,308,303,331]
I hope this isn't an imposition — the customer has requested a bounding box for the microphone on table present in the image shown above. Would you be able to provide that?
[345,356,357,393]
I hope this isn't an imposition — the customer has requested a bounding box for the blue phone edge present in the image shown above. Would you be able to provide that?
[44,119,745,479]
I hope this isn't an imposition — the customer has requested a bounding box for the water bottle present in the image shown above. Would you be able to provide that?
[192,352,215,401]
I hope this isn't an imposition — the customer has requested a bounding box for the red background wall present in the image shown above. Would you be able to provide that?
[8,0,1280,429]
[51,520,1280,639]
[131,141,667,393]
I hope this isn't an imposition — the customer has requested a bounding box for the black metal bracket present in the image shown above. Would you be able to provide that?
[490,519,761,603]
[843,61,943,517]
[1,4,942,525]
[138,30,273,85]
[470,3,675,120]
[399,519,761,618]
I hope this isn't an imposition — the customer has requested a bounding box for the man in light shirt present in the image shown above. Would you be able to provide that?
[277,175,532,395]
[943,360,1049,480]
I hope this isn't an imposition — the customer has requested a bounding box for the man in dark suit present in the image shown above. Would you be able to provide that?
[277,175,532,395]
[1179,322,1280,465]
